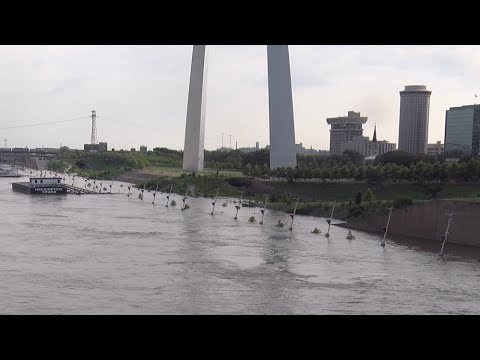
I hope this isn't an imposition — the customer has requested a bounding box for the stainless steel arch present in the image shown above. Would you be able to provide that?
[182,45,296,171]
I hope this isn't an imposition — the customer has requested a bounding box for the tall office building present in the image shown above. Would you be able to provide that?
[398,85,431,154]
[444,104,480,160]
[326,111,367,155]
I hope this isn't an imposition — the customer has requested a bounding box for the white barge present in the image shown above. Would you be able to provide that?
[12,177,67,194]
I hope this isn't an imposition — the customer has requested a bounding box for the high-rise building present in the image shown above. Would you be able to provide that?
[444,104,480,160]
[398,85,431,154]
[326,111,367,155]
[140,145,147,153]
[427,141,444,156]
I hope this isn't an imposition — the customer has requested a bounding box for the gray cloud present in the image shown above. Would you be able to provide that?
[49,77,84,94]
[0,45,478,151]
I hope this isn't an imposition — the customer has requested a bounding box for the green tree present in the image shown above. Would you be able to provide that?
[340,165,350,179]
[331,165,340,181]
[363,188,375,202]
[413,161,426,182]
[440,162,450,182]
[321,167,332,182]
[355,191,362,204]
[422,163,434,182]
[286,167,295,181]
[375,150,416,167]
[398,166,409,182]
[243,163,252,176]
[449,162,461,182]
[260,163,269,176]
[342,150,364,165]
[252,164,261,177]
[365,166,384,185]
[431,162,442,182]
[313,167,322,179]
[354,165,365,181]
[465,158,479,181]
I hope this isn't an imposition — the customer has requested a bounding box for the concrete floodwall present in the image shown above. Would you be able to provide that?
[25,157,49,170]
[341,199,480,247]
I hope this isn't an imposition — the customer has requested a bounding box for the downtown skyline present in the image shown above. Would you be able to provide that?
[0,45,478,151]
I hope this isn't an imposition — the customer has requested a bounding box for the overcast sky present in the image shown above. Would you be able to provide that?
[0,45,478,151]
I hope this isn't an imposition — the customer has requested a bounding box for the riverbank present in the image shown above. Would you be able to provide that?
[21,167,480,250]
[337,199,480,248]
[132,174,480,221]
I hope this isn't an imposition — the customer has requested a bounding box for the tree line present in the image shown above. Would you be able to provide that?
[49,146,480,185]
[243,157,480,184]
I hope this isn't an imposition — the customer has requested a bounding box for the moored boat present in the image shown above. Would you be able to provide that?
[12,177,67,194]
[0,164,21,177]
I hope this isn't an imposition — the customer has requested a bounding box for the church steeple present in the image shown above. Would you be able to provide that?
[372,123,377,142]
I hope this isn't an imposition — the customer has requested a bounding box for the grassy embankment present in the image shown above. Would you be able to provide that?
[266,181,480,202]
[48,151,480,220]
[48,150,245,180]
[260,181,480,220]
[141,166,244,178]
[139,175,480,220]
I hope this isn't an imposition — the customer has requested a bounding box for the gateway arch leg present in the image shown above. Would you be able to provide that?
[182,45,296,172]
[267,45,297,170]
[183,45,207,172]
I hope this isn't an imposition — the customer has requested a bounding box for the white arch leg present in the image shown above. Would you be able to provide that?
[267,45,297,169]
[182,45,296,171]
[183,45,207,172]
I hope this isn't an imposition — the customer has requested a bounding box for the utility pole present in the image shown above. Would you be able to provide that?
[181,187,189,211]
[234,191,243,220]
[211,187,219,215]
[259,194,269,225]
[229,134,232,149]
[222,133,224,148]
[325,201,336,238]
[166,183,173,207]
[4,138,7,148]
[152,182,159,204]
[288,197,300,230]
[440,212,454,256]
[381,206,394,247]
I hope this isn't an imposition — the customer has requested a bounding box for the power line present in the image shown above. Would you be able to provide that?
[0,116,91,130]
